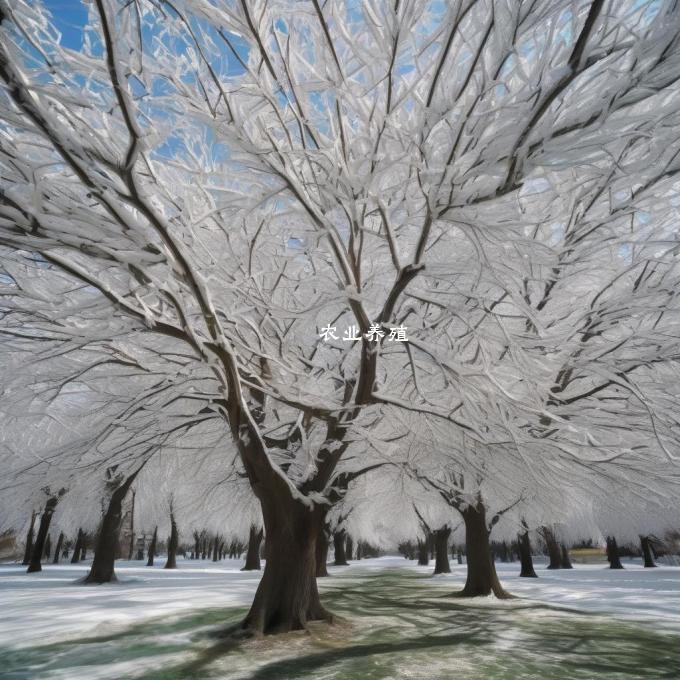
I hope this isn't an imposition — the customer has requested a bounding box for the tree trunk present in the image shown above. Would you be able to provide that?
[84,472,138,583]
[315,527,329,577]
[242,525,263,571]
[146,526,158,567]
[492,541,508,563]
[542,526,562,569]
[126,491,135,561]
[333,530,348,566]
[27,497,58,573]
[606,536,624,569]
[53,532,64,565]
[640,535,656,568]
[21,511,37,566]
[433,526,451,574]
[345,535,353,561]
[417,538,429,566]
[212,536,219,562]
[518,531,537,578]
[164,512,178,569]
[560,544,573,569]
[241,494,331,635]
[456,504,511,598]
[44,533,52,560]
[71,528,83,564]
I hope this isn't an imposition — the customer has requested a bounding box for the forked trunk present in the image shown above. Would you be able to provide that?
[146,526,158,567]
[53,532,64,565]
[433,526,451,574]
[560,544,573,569]
[27,497,58,573]
[456,504,511,598]
[241,496,331,635]
[640,535,656,568]
[518,531,537,578]
[164,512,178,569]
[71,528,83,564]
[333,530,348,566]
[315,527,329,577]
[606,536,624,569]
[84,472,138,583]
[22,511,36,566]
[242,525,263,570]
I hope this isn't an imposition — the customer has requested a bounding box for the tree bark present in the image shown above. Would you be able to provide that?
[518,531,537,578]
[27,497,58,573]
[640,535,656,568]
[146,526,157,567]
[127,491,135,561]
[333,530,348,566]
[242,525,263,571]
[456,504,511,598]
[44,533,52,560]
[433,526,451,574]
[345,535,353,561]
[164,512,178,569]
[71,528,83,564]
[315,527,329,577]
[21,511,36,566]
[241,493,331,635]
[212,536,219,562]
[84,472,139,583]
[497,541,509,563]
[542,526,562,569]
[417,538,429,566]
[53,532,64,565]
[560,544,573,569]
[606,536,624,569]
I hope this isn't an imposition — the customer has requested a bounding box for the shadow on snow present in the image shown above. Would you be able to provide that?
[3,569,680,679]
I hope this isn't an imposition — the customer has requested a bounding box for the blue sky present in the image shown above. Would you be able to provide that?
[43,0,89,49]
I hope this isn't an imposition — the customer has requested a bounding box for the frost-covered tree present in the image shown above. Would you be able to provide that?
[3,0,680,634]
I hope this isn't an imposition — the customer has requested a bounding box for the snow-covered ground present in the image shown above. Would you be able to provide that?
[5,555,680,650]
[0,558,261,649]
[2,555,680,678]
